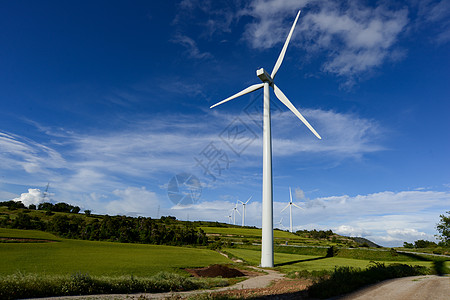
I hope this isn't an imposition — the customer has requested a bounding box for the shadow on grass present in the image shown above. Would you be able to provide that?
[274,256,327,267]
[398,251,433,261]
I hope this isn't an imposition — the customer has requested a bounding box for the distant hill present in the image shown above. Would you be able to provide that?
[1,200,381,249]
[350,236,380,248]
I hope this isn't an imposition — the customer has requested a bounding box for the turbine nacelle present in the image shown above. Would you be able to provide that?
[257,68,273,85]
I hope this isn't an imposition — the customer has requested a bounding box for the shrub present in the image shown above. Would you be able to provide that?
[0,272,228,299]
[308,262,430,299]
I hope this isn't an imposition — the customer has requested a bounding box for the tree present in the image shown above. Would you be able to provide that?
[38,202,54,211]
[414,239,437,248]
[436,211,450,246]
[403,242,414,248]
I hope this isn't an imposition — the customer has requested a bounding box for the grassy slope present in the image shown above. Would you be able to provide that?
[200,226,339,247]
[200,227,300,239]
[0,228,61,240]
[224,248,437,273]
[1,229,230,277]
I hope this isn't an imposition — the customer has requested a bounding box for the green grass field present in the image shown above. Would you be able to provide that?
[224,248,438,274]
[0,229,230,277]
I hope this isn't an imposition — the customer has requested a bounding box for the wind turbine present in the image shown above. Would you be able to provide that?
[238,196,252,227]
[210,10,321,267]
[276,217,285,230]
[226,214,232,224]
[232,203,241,225]
[281,187,303,233]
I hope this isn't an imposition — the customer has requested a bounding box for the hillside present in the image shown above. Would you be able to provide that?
[0,202,380,249]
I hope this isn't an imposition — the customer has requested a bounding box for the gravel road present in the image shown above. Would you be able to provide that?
[340,275,450,300]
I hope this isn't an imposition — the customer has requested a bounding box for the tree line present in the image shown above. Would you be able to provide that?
[0,201,208,246]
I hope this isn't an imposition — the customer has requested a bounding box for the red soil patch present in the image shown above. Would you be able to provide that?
[215,278,312,299]
[186,264,246,278]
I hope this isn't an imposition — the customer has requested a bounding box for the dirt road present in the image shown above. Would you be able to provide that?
[340,275,450,300]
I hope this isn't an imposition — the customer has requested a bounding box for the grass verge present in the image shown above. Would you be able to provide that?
[0,271,228,300]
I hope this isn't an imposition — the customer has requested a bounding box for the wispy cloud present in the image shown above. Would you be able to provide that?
[171,34,213,59]
[413,0,450,44]
[0,108,385,201]
[3,117,446,246]
[0,131,66,175]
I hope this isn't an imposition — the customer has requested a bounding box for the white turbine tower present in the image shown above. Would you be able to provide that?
[281,187,303,233]
[238,196,252,227]
[210,10,321,267]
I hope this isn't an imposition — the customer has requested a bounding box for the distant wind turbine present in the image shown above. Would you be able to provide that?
[210,10,321,267]
[226,214,232,224]
[238,196,252,227]
[232,203,241,225]
[276,217,285,230]
[281,187,303,233]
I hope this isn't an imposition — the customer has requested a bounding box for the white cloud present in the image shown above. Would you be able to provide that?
[106,187,161,217]
[294,187,305,200]
[335,225,370,237]
[240,0,408,86]
[13,188,43,207]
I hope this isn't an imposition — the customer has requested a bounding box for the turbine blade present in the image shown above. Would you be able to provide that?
[210,83,264,109]
[289,186,293,203]
[281,204,290,212]
[273,84,322,139]
[245,195,253,204]
[236,209,241,216]
[292,203,304,210]
[271,10,301,79]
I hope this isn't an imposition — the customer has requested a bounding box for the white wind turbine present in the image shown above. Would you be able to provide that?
[238,196,252,227]
[281,187,303,233]
[232,203,241,225]
[276,217,285,230]
[210,10,321,267]
[226,214,232,224]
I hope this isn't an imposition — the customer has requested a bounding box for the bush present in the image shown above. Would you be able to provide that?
[0,272,228,299]
[308,262,430,299]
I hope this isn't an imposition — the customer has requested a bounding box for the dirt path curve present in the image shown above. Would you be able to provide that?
[37,267,285,300]
[340,275,450,300]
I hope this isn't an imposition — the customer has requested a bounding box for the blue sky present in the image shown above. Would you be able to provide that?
[1,0,449,246]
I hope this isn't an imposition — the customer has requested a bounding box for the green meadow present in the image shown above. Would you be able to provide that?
[0,229,229,277]
[224,247,441,274]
